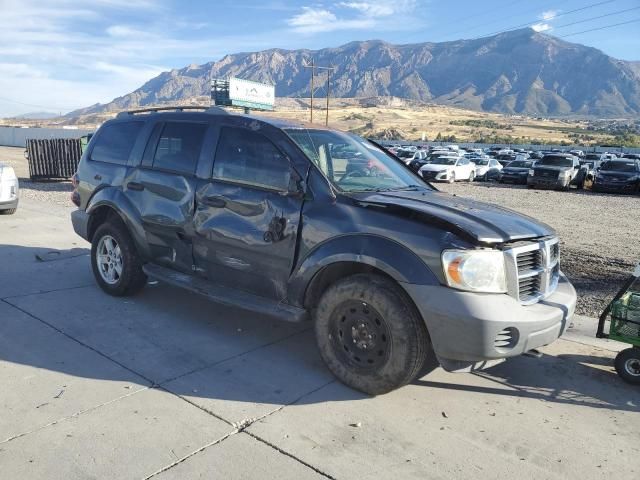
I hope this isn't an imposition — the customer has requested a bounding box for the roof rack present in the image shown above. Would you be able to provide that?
[116,105,229,118]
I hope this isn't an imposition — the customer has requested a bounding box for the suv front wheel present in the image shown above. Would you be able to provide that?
[91,220,147,296]
[314,274,431,395]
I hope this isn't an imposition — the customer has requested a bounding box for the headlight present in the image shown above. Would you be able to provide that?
[528,169,534,176]
[561,170,571,178]
[442,250,507,293]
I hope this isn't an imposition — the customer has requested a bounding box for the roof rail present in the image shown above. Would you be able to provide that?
[116,105,229,117]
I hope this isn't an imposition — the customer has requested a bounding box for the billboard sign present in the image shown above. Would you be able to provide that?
[228,78,275,111]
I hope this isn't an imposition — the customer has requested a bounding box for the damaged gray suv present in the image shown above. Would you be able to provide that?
[71,106,577,395]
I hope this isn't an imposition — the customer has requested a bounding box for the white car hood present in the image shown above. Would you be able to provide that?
[420,164,453,172]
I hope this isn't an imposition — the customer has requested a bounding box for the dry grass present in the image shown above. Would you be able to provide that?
[1,96,615,145]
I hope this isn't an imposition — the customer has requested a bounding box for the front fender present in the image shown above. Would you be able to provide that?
[86,187,150,259]
[288,234,439,306]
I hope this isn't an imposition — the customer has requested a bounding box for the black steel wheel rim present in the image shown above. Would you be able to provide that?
[329,300,391,371]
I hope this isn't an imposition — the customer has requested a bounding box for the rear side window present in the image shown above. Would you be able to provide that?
[213,127,290,191]
[152,122,208,175]
[90,121,143,165]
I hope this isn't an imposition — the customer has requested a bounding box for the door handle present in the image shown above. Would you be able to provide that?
[94,174,102,181]
[201,195,226,208]
[127,181,145,191]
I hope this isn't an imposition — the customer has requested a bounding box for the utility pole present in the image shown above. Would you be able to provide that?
[325,69,331,126]
[303,58,334,125]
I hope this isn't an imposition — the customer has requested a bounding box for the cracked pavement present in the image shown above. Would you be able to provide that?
[1,197,639,479]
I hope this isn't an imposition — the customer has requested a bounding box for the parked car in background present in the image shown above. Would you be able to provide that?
[603,152,618,161]
[569,149,585,158]
[584,153,606,163]
[527,154,581,190]
[419,156,476,182]
[592,160,640,194]
[0,163,19,215]
[500,159,536,185]
[621,153,640,161]
[496,154,516,167]
[473,158,502,181]
[69,107,577,394]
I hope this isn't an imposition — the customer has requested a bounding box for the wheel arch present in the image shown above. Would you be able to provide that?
[86,188,150,258]
[289,234,439,310]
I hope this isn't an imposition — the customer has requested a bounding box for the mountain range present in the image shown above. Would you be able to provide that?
[70,28,640,118]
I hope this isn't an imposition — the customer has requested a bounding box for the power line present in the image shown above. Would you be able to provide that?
[0,95,77,112]
[559,17,640,37]
[550,5,640,30]
[476,0,616,38]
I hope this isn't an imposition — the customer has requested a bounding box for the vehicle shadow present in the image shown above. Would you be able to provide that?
[414,350,640,412]
[18,179,73,193]
[0,244,637,412]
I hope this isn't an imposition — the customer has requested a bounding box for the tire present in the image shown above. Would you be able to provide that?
[614,348,640,385]
[448,172,455,184]
[0,208,16,215]
[314,274,431,395]
[468,171,475,182]
[91,220,147,296]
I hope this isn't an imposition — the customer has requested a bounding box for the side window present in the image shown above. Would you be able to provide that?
[152,122,208,175]
[90,121,143,165]
[213,127,291,191]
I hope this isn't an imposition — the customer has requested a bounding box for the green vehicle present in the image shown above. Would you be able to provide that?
[597,264,640,384]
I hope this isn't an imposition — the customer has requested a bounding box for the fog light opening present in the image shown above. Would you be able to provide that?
[494,327,519,351]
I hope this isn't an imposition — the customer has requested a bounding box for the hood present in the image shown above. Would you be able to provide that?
[503,166,529,173]
[351,190,554,244]
[420,164,453,172]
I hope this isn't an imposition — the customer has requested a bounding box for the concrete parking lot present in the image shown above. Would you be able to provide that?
[1,192,640,478]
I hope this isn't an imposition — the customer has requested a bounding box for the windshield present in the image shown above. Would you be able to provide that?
[285,128,429,192]
[475,160,489,165]
[585,154,601,160]
[540,156,574,167]
[600,161,638,172]
[508,161,532,168]
[395,150,413,158]
[431,158,458,165]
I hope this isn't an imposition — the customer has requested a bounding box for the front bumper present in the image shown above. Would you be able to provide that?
[593,181,638,193]
[0,198,18,211]
[527,176,568,189]
[500,173,528,183]
[421,170,450,182]
[402,274,576,371]
[71,209,90,241]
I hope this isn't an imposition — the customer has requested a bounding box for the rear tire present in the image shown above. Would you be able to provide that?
[0,208,16,215]
[314,274,431,395]
[91,220,147,296]
[614,348,640,385]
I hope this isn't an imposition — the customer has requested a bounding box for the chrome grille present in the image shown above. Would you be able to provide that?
[504,237,560,305]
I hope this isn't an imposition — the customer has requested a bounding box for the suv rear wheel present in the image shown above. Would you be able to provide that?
[314,274,431,395]
[91,220,147,296]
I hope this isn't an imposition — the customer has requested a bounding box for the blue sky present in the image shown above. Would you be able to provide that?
[1,0,639,116]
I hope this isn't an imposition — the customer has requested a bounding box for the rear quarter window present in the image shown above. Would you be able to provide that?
[90,121,144,165]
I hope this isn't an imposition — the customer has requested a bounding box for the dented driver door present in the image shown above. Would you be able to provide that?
[192,122,303,301]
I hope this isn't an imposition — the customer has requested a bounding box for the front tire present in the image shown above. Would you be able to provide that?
[314,274,431,395]
[0,208,16,215]
[614,348,640,384]
[448,172,456,184]
[91,220,147,296]
[468,171,475,182]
